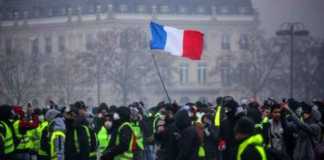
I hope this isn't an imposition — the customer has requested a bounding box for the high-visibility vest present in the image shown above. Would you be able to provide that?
[130,122,144,150]
[255,117,269,130]
[214,106,222,127]
[0,121,15,154]
[153,113,161,133]
[114,122,135,160]
[236,134,267,160]
[37,121,49,156]
[97,126,111,153]
[74,125,97,158]
[198,145,206,157]
[50,130,65,160]
[13,120,34,151]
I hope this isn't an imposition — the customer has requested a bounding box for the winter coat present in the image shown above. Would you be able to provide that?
[65,117,95,160]
[220,116,240,160]
[203,123,219,160]
[175,110,200,160]
[287,109,321,160]
[50,117,65,160]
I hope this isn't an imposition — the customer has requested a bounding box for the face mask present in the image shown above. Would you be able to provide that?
[39,115,44,121]
[104,121,113,129]
[113,113,120,120]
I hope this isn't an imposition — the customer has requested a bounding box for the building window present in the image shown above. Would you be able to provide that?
[45,36,52,54]
[239,7,249,14]
[220,64,231,86]
[58,35,65,52]
[32,38,39,54]
[197,6,205,14]
[160,5,169,13]
[220,6,229,14]
[179,6,187,14]
[239,34,249,50]
[180,63,189,84]
[120,4,128,12]
[137,5,146,13]
[48,8,53,17]
[5,38,12,55]
[221,34,231,50]
[86,33,95,50]
[198,63,207,84]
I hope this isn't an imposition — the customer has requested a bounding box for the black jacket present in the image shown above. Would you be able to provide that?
[65,118,96,160]
[175,110,199,160]
[203,123,219,160]
[101,123,132,160]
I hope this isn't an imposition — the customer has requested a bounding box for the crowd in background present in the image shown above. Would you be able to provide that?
[1,97,324,160]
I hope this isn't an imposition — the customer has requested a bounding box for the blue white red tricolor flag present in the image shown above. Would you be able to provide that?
[150,22,204,60]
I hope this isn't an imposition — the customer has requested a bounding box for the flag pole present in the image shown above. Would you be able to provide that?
[150,53,172,103]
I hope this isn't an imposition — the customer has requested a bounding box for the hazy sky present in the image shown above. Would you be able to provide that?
[252,0,324,38]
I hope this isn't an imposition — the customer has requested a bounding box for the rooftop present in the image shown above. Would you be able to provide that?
[0,0,254,20]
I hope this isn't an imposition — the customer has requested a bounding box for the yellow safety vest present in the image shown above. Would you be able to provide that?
[237,134,267,160]
[97,126,111,153]
[74,125,97,158]
[114,122,135,160]
[0,121,15,154]
[50,130,65,160]
[130,122,144,150]
[37,121,49,156]
[13,120,34,151]
[214,106,222,127]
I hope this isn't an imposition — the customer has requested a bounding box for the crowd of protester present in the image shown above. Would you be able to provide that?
[1,97,324,160]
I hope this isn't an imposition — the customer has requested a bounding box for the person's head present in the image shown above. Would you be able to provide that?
[270,104,282,121]
[301,102,312,120]
[202,113,212,125]
[234,117,255,141]
[223,96,238,117]
[45,109,60,122]
[0,104,14,120]
[115,106,131,124]
[73,101,88,118]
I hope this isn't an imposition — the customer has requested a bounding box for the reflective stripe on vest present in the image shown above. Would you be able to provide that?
[130,122,144,150]
[255,117,269,130]
[153,113,161,133]
[214,106,221,127]
[114,122,134,160]
[50,130,65,160]
[74,125,97,158]
[0,121,15,154]
[97,126,111,153]
[237,134,267,160]
[38,121,49,156]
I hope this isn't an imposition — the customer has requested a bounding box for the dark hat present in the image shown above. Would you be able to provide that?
[301,102,312,114]
[0,104,13,120]
[234,117,255,135]
[116,106,131,121]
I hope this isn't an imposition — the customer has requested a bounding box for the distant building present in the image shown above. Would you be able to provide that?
[0,0,259,106]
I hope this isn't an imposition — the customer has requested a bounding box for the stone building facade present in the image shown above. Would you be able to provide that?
[0,0,259,106]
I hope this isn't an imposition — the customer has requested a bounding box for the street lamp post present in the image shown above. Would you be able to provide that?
[276,22,309,99]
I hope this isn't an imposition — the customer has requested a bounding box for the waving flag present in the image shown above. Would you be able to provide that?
[150,22,204,60]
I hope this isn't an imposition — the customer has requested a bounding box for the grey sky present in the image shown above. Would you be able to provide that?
[252,0,324,37]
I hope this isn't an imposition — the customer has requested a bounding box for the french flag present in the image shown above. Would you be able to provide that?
[150,22,204,60]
